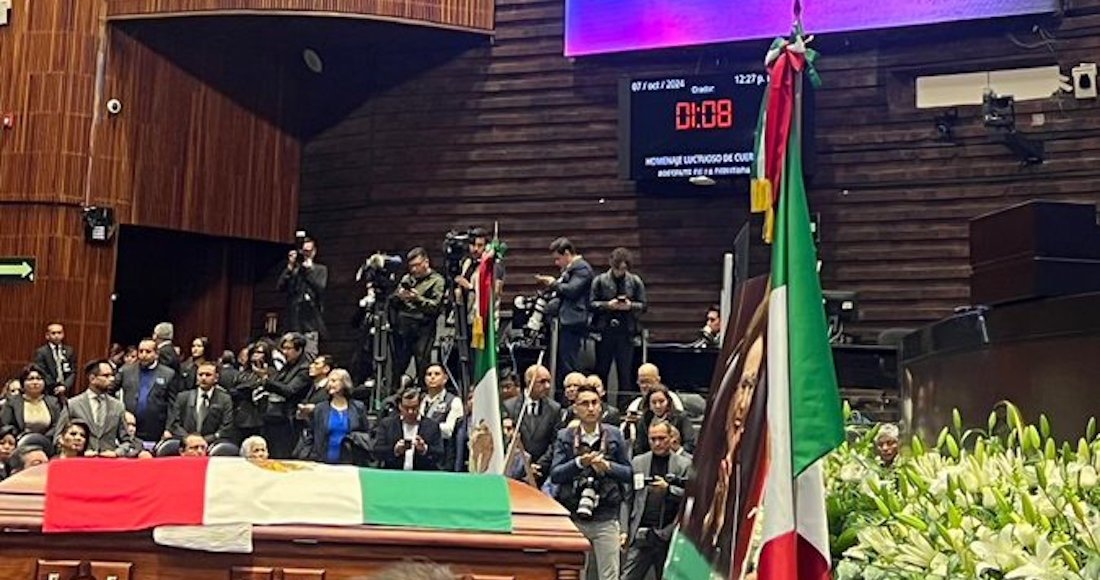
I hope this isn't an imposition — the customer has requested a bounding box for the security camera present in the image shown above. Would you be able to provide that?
[106,99,122,115]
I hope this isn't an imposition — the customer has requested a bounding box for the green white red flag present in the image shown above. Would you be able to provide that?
[469,240,505,474]
[43,458,512,534]
[756,30,845,580]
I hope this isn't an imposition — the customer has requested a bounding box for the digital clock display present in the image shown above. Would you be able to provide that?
[620,73,768,181]
[675,99,734,131]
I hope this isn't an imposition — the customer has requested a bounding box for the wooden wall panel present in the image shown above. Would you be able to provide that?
[110,226,277,358]
[89,24,300,243]
[0,206,115,384]
[0,1,115,379]
[106,0,494,33]
[0,1,103,204]
[2,5,305,378]
[287,0,1100,369]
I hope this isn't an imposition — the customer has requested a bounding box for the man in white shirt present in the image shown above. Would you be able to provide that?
[419,364,463,439]
[419,364,463,470]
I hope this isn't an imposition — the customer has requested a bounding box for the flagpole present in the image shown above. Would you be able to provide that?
[504,350,545,482]
[787,0,805,553]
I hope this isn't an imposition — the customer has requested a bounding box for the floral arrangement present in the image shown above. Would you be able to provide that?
[827,402,1100,580]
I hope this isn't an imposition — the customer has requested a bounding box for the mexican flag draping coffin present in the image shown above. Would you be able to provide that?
[42,457,512,534]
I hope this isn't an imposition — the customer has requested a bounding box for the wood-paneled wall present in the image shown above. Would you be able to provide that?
[90,23,300,242]
[0,1,103,205]
[0,208,116,383]
[110,226,279,358]
[0,1,116,381]
[107,0,494,32]
[287,0,1100,369]
[1,5,307,379]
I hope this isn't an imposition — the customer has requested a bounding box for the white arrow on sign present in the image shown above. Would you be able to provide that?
[0,261,33,279]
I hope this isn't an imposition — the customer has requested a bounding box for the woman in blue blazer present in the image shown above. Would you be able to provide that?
[302,369,369,464]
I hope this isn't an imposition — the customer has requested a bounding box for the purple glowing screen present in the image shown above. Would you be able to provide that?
[564,1,1060,57]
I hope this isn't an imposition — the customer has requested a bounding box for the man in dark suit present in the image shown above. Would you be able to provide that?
[153,322,182,376]
[117,338,177,442]
[54,360,135,457]
[503,364,561,481]
[589,247,646,396]
[166,362,234,444]
[621,420,693,580]
[277,236,329,343]
[260,332,312,458]
[549,384,632,580]
[536,237,594,388]
[374,389,444,471]
[32,323,76,397]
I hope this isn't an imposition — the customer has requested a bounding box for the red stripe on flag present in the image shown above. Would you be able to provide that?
[757,530,831,580]
[478,253,493,322]
[43,457,208,532]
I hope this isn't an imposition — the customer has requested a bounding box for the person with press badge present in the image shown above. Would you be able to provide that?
[621,420,693,580]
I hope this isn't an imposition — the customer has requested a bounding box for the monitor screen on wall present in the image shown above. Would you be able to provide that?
[620,73,769,181]
[565,0,1061,57]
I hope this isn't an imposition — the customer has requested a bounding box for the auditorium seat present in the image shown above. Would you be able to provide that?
[16,433,53,456]
[154,439,180,457]
[207,441,240,457]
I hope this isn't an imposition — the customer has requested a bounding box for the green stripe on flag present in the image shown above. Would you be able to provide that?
[359,469,512,533]
[770,85,845,479]
[664,529,720,579]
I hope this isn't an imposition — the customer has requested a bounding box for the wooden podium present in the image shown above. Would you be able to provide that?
[0,466,588,580]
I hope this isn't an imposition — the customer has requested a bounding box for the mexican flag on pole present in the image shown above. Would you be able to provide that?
[756,26,845,580]
[468,240,505,474]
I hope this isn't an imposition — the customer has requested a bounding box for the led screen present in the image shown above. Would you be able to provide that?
[621,74,767,181]
[565,1,1060,57]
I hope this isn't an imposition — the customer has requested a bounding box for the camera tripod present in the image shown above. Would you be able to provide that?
[437,282,472,398]
[350,287,395,415]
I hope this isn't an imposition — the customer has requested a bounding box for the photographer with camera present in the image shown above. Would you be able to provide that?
[536,238,594,389]
[277,236,328,352]
[621,420,692,580]
[389,247,445,390]
[590,247,646,397]
[549,384,631,580]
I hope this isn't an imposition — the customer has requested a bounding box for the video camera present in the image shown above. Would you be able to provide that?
[510,289,556,347]
[443,229,475,279]
[356,253,403,307]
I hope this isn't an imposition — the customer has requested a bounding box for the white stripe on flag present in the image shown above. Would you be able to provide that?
[470,368,505,474]
[761,285,794,543]
[795,458,831,560]
[203,459,363,526]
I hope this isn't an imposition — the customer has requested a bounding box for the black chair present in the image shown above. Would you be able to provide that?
[208,441,240,457]
[154,438,181,457]
[16,432,54,456]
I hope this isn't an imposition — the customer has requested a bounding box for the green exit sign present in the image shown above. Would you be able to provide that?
[0,257,35,283]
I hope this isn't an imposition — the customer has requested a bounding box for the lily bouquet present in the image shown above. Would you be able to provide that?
[828,403,1100,580]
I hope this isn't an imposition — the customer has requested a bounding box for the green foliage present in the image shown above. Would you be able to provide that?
[828,403,1100,580]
